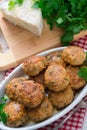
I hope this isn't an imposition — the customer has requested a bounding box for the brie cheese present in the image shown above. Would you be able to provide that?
[0,0,43,36]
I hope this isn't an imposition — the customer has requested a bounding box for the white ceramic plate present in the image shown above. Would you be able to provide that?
[0,47,87,130]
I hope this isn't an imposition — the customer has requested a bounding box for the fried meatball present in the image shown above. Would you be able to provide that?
[66,66,86,90]
[22,56,48,76]
[4,101,28,127]
[49,86,74,109]
[6,79,45,108]
[28,96,53,122]
[62,46,86,65]
[16,80,45,108]
[44,64,69,92]
[46,51,66,67]
[6,77,27,100]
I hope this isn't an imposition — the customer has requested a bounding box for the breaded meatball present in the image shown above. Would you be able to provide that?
[46,51,66,67]
[16,80,45,108]
[49,86,74,109]
[44,64,69,92]
[8,80,45,108]
[22,56,48,76]
[6,79,45,108]
[4,101,28,127]
[62,46,86,65]
[66,66,86,90]
[6,77,27,100]
[28,96,53,122]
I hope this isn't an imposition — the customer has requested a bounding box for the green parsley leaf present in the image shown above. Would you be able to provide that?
[61,32,74,46]
[0,95,9,124]
[0,111,8,124]
[8,0,24,10]
[56,17,63,24]
[78,67,87,81]
[8,0,16,10]
[16,0,24,5]
[1,95,9,103]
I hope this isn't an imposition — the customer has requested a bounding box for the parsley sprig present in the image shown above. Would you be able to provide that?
[8,0,24,10]
[78,52,87,81]
[33,0,87,45]
[78,67,87,81]
[0,95,9,124]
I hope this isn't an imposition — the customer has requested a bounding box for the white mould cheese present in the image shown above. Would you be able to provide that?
[0,0,43,36]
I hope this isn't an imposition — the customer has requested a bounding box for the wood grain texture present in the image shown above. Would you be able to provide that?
[0,14,87,71]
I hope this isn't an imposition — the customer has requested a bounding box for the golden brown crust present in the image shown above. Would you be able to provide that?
[44,64,69,92]
[16,80,45,108]
[49,86,74,109]
[46,51,63,59]
[62,46,86,65]
[46,51,66,67]
[4,101,28,127]
[22,56,48,76]
[6,78,27,100]
[28,96,53,122]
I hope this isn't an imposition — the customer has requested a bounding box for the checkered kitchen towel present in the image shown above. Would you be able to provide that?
[4,35,87,130]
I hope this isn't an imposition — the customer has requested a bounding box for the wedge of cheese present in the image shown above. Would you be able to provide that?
[0,0,43,36]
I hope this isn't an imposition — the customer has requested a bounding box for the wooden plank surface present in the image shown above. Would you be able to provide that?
[0,14,87,71]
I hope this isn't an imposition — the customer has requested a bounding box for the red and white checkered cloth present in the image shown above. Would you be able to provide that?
[4,35,87,130]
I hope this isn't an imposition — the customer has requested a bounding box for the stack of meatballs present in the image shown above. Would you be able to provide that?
[4,46,86,127]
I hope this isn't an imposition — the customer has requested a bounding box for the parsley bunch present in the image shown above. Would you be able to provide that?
[33,0,87,45]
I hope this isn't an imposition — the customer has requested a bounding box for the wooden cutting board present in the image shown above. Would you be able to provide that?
[0,14,87,71]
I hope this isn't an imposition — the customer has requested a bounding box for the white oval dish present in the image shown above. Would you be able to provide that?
[0,47,87,130]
